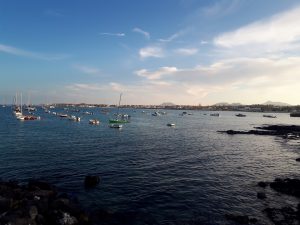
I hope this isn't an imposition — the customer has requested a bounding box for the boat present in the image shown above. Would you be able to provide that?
[83,111,93,115]
[109,124,123,128]
[109,93,129,124]
[290,112,300,117]
[210,113,219,117]
[58,113,68,118]
[89,119,100,125]
[167,123,175,127]
[263,114,277,118]
[235,113,246,117]
[23,115,41,120]
[152,111,161,116]
[69,115,81,122]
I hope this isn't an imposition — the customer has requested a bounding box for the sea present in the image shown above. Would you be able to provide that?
[0,106,299,224]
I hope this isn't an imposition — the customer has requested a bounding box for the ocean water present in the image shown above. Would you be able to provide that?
[0,106,300,224]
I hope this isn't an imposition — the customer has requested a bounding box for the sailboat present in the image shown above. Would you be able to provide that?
[16,93,25,120]
[109,93,129,124]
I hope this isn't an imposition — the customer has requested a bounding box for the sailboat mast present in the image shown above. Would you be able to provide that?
[20,93,23,114]
[117,93,122,115]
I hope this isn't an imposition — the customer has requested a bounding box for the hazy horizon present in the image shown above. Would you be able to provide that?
[1,0,300,105]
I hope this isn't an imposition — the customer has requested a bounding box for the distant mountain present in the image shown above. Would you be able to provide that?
[262,101,291,106]
[213,102,242,106]
[160,102,176,106]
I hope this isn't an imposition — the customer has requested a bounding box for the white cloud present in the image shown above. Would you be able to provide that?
[158,29,187,43]
[99,32,125,37]
[136,67,178,80]
[175,48,198,56]
[214,5,300,52]
[44,9,65,17]
[0,43,69,60]
[133,27,150,39]
[200,0,240,17]
[139,46,164,59]
[73,64,101,75]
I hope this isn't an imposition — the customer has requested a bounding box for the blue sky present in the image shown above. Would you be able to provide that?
[1,0,300,105]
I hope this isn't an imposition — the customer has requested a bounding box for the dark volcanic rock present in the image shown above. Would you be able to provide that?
[264,206,297,225]
[84,175,100,188]
[257,181,268,188]
[270,178,300,197]
[225,213,253,224]
[0,179,89,225]
[220,124,300,139]
[257,192,266,199]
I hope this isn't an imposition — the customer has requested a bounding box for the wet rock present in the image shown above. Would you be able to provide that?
[84,175,100,188]
[58,212,78,225]
[270,178,300,197]
[257,192,266,199]
[35,214,45,224]
[28,180,54,191]
[257,181,268,188]
[29,205,38,220]
[264,206,297,225]
[296,158,300,162]
[0,196,11,213]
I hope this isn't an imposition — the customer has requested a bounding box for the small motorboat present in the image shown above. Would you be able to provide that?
[89,119,100,125]
[210,113,219,117]
[235,113,246,117]
[263,114,277,118]
[59,114,68,118]
[109,124,123,129]
[167,123,175,127]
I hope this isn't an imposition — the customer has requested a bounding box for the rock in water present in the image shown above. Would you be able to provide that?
[257,181,268,188]
[84,175,100,187]
[257,192,266,199]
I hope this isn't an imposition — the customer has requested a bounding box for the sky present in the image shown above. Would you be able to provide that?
[1,0,300,105]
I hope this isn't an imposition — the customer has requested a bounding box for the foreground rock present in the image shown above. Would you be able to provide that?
[269,178,300,197]
[264,206,299,225]
[0,179,89,225]
[225,213,258,224]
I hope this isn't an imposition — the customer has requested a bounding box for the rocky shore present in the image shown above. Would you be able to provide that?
[0,179,90,225]
[219,124,300,140]
[220,124,300,224]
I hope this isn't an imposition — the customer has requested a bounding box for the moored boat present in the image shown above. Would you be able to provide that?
[235,113,246,117]
[263,114,277,118]
[167,123,175,127]
[210,113,219,117]
[89,119,100,125]
[290,112,300,117]
[109,124,123,128]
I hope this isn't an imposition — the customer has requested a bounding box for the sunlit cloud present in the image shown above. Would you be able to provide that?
[139,46,164,59]
[214,5,300,55]
[136,67,178,80]
[99,32,125,37]
[133,27,150,39]
[0,43,69,60]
